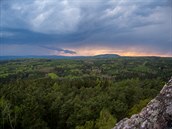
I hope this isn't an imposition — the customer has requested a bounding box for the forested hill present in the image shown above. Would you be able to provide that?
[0,57,172,129]
[0,54,120,60]
[93,54,120,58]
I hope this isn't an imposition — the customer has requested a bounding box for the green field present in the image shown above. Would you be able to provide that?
[0,57,172,129]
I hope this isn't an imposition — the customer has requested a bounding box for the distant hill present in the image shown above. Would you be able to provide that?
[93,54,120,58]
[0,55,82,60]
[0,54,120,60]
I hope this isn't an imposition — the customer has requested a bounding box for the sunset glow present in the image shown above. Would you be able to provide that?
[52,46,172,57]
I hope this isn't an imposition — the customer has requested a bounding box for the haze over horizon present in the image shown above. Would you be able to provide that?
[0,0,172,57]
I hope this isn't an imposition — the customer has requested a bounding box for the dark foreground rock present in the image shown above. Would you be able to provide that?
[113,78,172,129]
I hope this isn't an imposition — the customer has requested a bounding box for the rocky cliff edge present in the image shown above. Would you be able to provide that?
[113,78,172,129]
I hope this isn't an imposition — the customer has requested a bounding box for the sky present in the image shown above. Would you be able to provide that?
[0,0,172,56]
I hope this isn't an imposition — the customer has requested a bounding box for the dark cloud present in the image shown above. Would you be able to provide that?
[40,46,76,54]
[0,27,89,45]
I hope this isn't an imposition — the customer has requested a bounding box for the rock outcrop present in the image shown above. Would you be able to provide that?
[113,78,172,129]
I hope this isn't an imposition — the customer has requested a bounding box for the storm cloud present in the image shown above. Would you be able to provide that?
[0,0,172,56]
[40,45,76,54]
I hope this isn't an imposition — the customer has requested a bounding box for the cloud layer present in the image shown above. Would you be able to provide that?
[0,0,172,56]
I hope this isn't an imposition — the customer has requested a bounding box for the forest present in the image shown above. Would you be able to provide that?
[0,57,172,129]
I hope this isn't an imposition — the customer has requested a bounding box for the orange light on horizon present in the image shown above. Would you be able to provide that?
[51,46,172,57]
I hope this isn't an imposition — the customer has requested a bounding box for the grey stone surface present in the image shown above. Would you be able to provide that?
[113,78,172,129]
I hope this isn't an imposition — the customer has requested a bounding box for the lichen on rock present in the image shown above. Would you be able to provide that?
[113,78,172,129]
